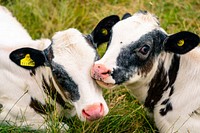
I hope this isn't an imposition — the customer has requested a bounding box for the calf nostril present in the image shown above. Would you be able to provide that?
[91,64,111,80]
[100,103,103,113]
[82,109,90,117]
[101,70,111,75]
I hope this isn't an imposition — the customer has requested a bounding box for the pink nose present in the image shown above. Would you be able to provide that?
[82,103,104,121]
[91,64,111,81]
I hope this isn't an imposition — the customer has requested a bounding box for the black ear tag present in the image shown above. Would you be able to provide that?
[10,48,46,70]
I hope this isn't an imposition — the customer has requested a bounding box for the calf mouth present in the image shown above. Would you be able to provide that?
[95,80,116,89]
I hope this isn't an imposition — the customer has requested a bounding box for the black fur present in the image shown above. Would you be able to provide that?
[0,103,3,111]
[159,102,173,116]
[42,75,72,109]
[145,55,180,114]
[164,31,200,54]
[51,62,80,102]
[144,61,168,112]
[122,13,131,20]
[111,30,166,84]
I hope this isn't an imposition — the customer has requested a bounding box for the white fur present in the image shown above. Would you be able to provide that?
[0,6,108,130]
[0,6,32,44]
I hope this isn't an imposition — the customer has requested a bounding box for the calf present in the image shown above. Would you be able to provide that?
[91,11,200,133]
[0,6,119,130]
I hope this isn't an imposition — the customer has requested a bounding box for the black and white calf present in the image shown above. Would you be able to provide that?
[91,11,200,133]
[0,6,119,130]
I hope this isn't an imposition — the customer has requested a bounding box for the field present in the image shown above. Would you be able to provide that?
[0,0,199,132]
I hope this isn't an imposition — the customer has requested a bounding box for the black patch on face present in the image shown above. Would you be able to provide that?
[111,30,166,84]
[144,54,180,112]
[51,62,80,102]
[43,44,80,102]
[111,67,135,84]
[29,97,54,115]
[42,75,73,109]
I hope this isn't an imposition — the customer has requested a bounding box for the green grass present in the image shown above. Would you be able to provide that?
[0,0,199,132]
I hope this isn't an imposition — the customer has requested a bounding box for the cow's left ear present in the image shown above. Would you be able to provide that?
[9,48,46,70]
[164,31,199,54]
[88,15,120,48]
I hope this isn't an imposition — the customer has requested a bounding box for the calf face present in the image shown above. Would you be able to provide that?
[91,11,199,89]
[9,15,119,122]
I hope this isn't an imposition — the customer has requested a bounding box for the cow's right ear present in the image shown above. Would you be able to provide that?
[9,47,46,70]
[88,15,120,48]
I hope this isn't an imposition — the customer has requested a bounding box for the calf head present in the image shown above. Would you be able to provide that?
[91,11,199,88]
[9,15,119,121]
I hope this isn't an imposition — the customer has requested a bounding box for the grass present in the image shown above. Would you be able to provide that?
[0,0,199,132]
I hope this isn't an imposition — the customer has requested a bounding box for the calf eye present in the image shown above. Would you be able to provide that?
[139,45,150,55]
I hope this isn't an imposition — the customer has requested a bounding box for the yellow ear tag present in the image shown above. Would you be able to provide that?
[177,39,184,47]
[101,28,108,36]
[20,54,35,67]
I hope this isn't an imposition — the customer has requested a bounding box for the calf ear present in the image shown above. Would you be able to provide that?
[122,13,131,20]
[164,31,199,54]
[89,15,120,48]
[9,48,46,70]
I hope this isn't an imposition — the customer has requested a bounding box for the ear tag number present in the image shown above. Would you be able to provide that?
[177,39,184,46]
[20,54,35,67]
[101,28,108,36]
